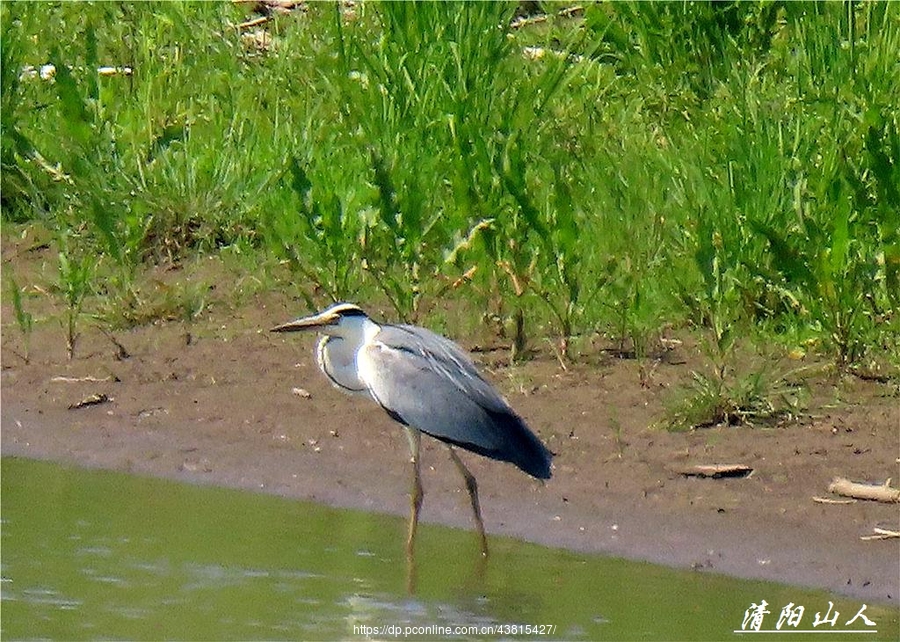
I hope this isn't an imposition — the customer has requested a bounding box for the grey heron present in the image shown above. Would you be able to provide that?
[271,302,552,557]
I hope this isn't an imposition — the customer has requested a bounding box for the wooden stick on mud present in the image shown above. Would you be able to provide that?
[812,496,856,505]
[673,464,753,479]
[860,527,900,541]
[827,477,900,504]
[68,393,112,410]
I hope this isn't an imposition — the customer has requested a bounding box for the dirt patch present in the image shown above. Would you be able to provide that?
[2,248,898,606]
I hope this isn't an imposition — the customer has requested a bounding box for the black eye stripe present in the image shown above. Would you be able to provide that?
[327,302,367,318]
[336,307,367,317]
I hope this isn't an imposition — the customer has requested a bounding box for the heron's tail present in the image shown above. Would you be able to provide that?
[488,409,553,479]
[438,408,552,480]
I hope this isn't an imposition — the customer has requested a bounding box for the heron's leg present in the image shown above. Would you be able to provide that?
[404,427,423,559]
[448,447,488,557]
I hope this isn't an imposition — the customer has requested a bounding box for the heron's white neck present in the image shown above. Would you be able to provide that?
[316,315,379,395]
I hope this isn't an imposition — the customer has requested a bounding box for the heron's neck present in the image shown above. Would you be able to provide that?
[316,317,379,394]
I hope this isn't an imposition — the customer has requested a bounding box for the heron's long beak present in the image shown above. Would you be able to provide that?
[270,311,336,333]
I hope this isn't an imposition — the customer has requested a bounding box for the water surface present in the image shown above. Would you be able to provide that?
[2,457,896,640]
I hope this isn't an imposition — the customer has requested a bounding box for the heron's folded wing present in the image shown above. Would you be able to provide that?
[381,324,511,413]
[359,329,551,479]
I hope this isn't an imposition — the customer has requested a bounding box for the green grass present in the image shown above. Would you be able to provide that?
[2,1,898,424]
[6,272,33,363]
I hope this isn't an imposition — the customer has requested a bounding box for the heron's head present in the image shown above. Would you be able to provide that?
[270,302,370,339]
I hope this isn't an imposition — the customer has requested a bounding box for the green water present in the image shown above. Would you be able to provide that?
[1,457,896,641]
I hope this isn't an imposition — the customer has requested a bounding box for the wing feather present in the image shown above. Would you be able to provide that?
[358,325,552,479]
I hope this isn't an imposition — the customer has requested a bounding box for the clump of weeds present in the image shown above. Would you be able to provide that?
[56,236,94,360]
[7,274,34,363]
[663,218,807,431]
[662,357,808,432]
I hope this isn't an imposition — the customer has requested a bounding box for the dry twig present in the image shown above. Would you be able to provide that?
[812,496,857,505]
[672,464,753,479]
[52,375,117,383]
[827,477,900,503]
[68,393,111,410]
[860,527,900,541]
[238,16,269,29]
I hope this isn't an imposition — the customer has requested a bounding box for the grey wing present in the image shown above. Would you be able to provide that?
[389,324,511,412]
[359,325,552,479]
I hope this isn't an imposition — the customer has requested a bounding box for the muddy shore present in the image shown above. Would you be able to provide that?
[2,280,898,607]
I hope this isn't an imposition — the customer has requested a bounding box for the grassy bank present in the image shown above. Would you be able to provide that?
[2,1,898,427]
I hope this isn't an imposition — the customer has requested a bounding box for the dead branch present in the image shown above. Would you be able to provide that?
[860,527,900,541]
[238,16,269,29]
[544,337,569,371]
[52,375,117,383]
[672,464,753,479]
[812,496,857,505]
[97,326,131,360]
[827,477,900,503]
[68,393,112,410]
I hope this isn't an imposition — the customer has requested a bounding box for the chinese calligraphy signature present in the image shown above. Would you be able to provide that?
[739,600,877,633]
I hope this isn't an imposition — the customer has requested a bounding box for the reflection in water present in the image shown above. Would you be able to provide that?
[2,457,896,640]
